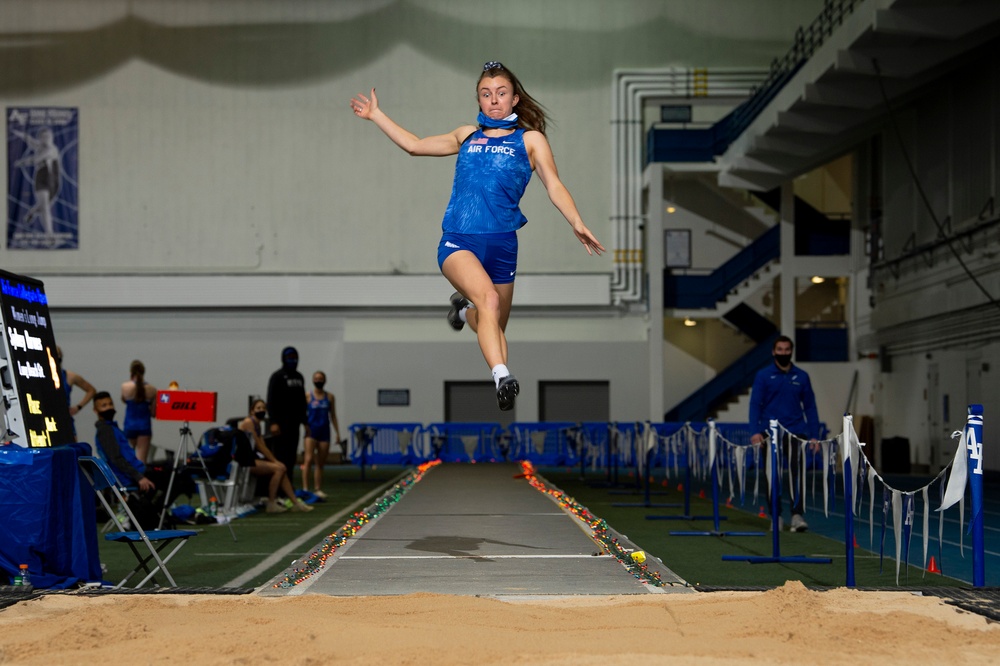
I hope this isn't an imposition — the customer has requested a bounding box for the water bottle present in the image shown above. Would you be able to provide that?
[209,496,218,517]
[18,564,29,587]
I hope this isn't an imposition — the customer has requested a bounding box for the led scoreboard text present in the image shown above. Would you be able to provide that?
[0,271,73,447]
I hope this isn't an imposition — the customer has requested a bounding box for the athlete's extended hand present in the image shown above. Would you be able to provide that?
[350,88,379,120]
[572,222,605,256]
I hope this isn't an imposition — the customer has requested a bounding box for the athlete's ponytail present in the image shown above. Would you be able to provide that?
[130,359,146,403]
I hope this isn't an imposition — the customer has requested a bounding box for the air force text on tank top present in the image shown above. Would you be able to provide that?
[441,128,532,234]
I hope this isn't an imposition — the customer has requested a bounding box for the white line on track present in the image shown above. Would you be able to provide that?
[196,553,272,557]
[339,554,602,560]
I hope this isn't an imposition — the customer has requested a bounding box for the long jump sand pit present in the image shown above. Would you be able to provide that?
[1,582,998,664]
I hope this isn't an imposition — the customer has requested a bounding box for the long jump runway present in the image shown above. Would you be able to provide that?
[261,463,689,597]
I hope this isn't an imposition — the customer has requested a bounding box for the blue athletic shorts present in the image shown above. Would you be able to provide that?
[437,232,518,284]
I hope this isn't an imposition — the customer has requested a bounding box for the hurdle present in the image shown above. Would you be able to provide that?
[349,423,428,481]
[508,421,578,467]
[589,422,644,490]
[723,420,832,565]
[426,422,503,462]
[611,421,682,508]
[840,405,987,587]
[646,423,718,522]
[667,420,763,537]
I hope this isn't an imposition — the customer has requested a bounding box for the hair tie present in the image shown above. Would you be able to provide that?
[483,61,504,72]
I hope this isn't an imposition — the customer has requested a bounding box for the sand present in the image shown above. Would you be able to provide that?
[1,582,997,665]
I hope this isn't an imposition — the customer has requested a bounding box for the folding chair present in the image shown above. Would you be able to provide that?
[78,456,197,588]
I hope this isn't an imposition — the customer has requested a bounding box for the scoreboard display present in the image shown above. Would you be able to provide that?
[0,269,73,447]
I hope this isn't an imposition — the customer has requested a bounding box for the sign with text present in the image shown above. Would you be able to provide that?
[155,390,218,423]
[0,269,73,447]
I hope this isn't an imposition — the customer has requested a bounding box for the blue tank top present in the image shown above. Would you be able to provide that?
[306,392,331,432]
[441,128,533,234]
[124,392,152,432]
[62,368,71,406]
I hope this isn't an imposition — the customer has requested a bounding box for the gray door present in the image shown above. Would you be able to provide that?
[445,381,515,426]
[539,381,609,422]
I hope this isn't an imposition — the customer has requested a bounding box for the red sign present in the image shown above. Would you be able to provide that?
[155,390,218,422]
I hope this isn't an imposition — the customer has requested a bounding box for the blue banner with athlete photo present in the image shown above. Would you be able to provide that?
[7,107,79,250]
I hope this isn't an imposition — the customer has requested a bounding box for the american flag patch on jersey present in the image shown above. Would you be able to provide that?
[469,137,488,145]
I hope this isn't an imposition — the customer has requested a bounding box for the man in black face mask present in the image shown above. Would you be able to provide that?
[748,335,820,533]
[94,391,154,491]
[93,391,177,528]
[266,347,309,498]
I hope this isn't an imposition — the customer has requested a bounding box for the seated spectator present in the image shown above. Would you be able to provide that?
[238,399,313,514]
[93,391,171,528]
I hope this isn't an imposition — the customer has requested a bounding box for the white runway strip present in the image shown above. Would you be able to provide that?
[340,554,601,560]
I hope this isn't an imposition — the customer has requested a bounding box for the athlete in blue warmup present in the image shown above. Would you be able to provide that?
[350,61,604,411]
[748,335,820,532]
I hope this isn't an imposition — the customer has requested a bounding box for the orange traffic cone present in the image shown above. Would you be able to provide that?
[758,506,767,518]
[853,535,859,549]
[698,489,706,499]
[661,480,669,487]
[927,556,941,574]
[677,483,684,492]
[725,498,733,508]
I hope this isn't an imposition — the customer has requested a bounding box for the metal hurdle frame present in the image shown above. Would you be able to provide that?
[349,423,428,481]
[646,423,726,523]
[611,421,681,509]
[723,419,832,565]
[426,422,503,463]
[667,420,763,537]
[840,405,987,588]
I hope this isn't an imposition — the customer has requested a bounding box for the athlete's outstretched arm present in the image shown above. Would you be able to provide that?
[525,131,605,256]
[350,87,473,157]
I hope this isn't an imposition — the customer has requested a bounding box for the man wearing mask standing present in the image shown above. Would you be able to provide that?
[749,335,820,533]
[266,347,309,498]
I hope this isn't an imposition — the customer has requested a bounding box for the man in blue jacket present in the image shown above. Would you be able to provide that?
[94,391,155,492]
[749,336,819,532]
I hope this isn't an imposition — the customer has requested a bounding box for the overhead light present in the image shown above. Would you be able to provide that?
[666,206,676,214]
[683,317,697,327]
[810,276,825,284]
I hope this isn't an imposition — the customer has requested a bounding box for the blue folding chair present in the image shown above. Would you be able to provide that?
[78,456,198,588]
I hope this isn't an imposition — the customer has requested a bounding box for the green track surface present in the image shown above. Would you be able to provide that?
[95,463,967,591]
[96,465,407,590]
[538,469,968,590]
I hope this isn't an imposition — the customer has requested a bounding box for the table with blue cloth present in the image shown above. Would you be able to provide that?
[0,443,102,589]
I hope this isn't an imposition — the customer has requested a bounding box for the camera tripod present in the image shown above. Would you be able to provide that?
[159,421,237,541]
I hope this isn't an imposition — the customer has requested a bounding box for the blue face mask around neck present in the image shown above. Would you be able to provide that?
[477,111,519,130]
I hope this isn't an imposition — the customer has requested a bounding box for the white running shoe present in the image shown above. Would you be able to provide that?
[790,514,809,532]
[266,500,288,514]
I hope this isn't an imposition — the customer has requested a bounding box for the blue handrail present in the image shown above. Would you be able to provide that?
[648,0,862,164]
[664,334,779,422]
[664,225,779,309]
